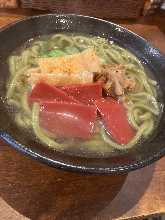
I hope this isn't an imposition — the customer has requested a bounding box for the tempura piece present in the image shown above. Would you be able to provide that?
[28,71,93,86]
[38,48,101,74]
[28,48,101,86]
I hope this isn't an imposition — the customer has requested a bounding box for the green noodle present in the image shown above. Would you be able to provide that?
[128,109,140,130]
[131,103,159,116]
[139,112,152,121]
[8,56,16,75]
[143,119,154,137]
[15,113,27,128]
[21,91,31,116]
[7,99,20,108]
[6,66,29,99]
[6,33,161,154]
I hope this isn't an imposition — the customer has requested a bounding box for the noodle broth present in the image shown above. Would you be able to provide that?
[6,33,163,158]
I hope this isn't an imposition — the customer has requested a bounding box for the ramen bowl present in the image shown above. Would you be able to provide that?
[0,14,165,174]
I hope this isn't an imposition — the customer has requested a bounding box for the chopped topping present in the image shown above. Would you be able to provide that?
[123,78,136,91]
[95,64,136,96]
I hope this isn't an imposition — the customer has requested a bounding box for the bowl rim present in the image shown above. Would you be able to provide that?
[0,13,165,174]
[1,131,165,174]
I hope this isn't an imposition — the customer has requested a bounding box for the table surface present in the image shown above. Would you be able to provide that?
[0,9,165,220]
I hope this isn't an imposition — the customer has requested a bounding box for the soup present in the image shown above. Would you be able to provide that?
[6,34,162,157]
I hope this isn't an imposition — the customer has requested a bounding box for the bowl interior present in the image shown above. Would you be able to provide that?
[0,14,165,173]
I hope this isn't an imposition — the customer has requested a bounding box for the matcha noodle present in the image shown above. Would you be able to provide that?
[6,33,161,153]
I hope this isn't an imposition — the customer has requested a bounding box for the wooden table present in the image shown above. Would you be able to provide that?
[0,9,165,220]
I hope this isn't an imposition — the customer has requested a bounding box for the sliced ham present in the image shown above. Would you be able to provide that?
[40,101,97,139]
[95,98,135,144]
[29,82,79,104]
[60,82,102,105]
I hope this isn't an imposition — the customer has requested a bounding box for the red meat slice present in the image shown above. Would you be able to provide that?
[40,101,97,139]
[95,98,135,144]
[29,81,79,104]
[60,82,102,105]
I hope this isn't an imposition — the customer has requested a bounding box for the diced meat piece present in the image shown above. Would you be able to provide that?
[40,101,97,139]
[60,82,103,105]
[95,98,135,144]
[123,78,136,91]
[102,64,126,96]
[94,73,107,83]
[29,82,79,104]
[97,64,136,96]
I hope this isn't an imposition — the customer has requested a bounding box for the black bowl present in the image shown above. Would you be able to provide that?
[0,14,165,174]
